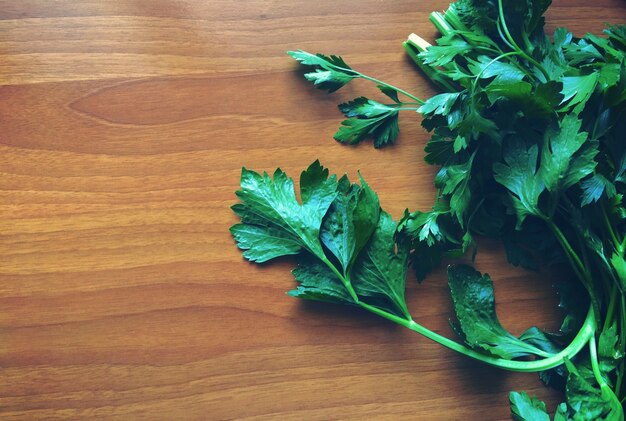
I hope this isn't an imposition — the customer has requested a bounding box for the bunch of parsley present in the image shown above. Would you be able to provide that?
[231,0,626,418]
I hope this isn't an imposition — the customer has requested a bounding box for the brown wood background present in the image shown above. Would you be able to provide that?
[2,1,625,419]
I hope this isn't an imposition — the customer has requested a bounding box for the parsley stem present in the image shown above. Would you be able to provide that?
[604,284,618,332]
[616,295,626,398]
[602,205,620,251]
[361,299,595,373]
[403,39,459,93]
[320,256,359,303]
[322,59,426,104]
[356,74,425,105]
[496,0,550,81]
[546,218,601,319]
[589,334,622,415]
[590,334,607,387]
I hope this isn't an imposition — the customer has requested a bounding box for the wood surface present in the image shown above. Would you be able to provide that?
[2,1,626,419]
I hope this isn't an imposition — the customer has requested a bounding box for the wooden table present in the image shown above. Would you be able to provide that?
[2,1,625,419]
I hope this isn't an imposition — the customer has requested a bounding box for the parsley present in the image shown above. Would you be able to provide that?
[232,0,626,418]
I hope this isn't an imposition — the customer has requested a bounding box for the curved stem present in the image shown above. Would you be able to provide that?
[590,334,606,387]
[470,51,531,95]
[358,74,425,104]
[497,0,521,51]
[360,301,595,373]
[318,230,595,374]
[496,0,550,80]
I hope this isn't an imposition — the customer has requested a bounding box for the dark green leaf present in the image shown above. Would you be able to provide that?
[419,35,472,66]
[560,73,598,112]
[338,97,397,118]
[230,223,303,263]
[352,211,411,318]
[598,323,624,374]
[580,174,616,206]
[509,391,550,421]
[494,140,545,227]
[468,55,526,85]
[502,234,539,270]
[231,161,337,262]
[447,265,547,359]
[289,254,354,304]
[424,135,455,165]
[418,92,462,116]
[320,174,380,274]
[334,98,400,147]
[435,152,476,225]
[540,115,593,192]
[563,360,621,420]
[377,85,401,103]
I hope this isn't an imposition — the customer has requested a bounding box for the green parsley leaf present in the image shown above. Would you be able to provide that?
[434,152,476,225]
[493,140,545,227]
[419,34,472,67]
[598,323,624,374]
[447,265,549,359]
[334,111,400,148]
[509,391,550,421]
[289,254,355,304]
[231,161,337,262]
[288,50,355,92]
[540,115,595,193]
[560,73,599,112]
[423,134,455,165]
[351,211,411,318]
[339,97,397,119]
[468,55,527,86]
[377,85,401,103]
[580,174,616,206]
[418,92,462,116]
[563,360,621,420]
[400,203,449,247]
[320,174,380,275]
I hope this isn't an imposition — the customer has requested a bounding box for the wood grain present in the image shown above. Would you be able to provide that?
[1,1,625,419]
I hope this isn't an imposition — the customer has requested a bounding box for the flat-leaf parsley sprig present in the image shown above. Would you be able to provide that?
[232,0,626,418]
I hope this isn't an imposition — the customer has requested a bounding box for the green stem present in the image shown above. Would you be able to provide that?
[407,307,595,371]
[470,51,533,95]
[320,256,359,302]
[546,219,601,319]
[616,294,626,397]
[403,40,459,93]
[318,247,596,373]
[589,334,622,418]
[357,74,425,104]
[430,11,454,36]
[360,301,595,372]
[590,334,607,387]
[496,0,550,80]
[602,205,620,251]
[322,60,425,104]
[604,284,618,332]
